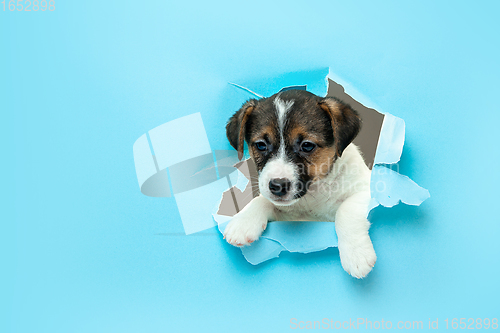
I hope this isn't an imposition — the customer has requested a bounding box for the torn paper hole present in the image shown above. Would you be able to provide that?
[211,71,430,265]
[132,68,430,264]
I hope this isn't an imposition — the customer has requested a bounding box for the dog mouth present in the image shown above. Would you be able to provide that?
[269,197,299,206]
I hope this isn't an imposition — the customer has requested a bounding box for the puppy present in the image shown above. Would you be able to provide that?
[223,89,376,278]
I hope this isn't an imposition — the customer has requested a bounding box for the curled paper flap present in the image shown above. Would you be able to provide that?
[371,165,430,208]
[373,114,406,165]
[234,68,329,100]
[217,220,338,265]
[278,85,307,93]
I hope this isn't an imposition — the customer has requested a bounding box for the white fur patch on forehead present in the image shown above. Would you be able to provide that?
[273,97,294,130]
[261,157,297,183]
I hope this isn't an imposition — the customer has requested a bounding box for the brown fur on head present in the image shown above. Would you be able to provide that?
[226,90,361,203]
[226,99,257,159]
[319,97,362,158]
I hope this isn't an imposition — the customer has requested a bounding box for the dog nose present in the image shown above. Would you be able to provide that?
[269,178,291,197]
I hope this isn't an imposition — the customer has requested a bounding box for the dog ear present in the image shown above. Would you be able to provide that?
[319,97,361,157]
[226,99,258,159]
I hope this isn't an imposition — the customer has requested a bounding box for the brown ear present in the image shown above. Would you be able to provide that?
[226,99,257,159]
[319,97,361,157]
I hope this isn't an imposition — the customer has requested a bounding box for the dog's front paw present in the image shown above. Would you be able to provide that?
[223,211,267,247]
[339,238,377,279]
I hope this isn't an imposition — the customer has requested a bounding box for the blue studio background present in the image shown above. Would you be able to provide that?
[2,1,499,332]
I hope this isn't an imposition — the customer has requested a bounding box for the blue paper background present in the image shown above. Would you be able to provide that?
[2,1,499,332]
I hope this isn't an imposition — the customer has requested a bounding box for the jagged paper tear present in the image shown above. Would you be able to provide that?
[215,216,338,265]
[370,165,430,208]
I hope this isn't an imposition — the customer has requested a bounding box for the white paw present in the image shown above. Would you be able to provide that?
[339,238,377,279]
[223,210,267,247]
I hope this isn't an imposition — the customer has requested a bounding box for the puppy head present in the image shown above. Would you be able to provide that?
[226,90,361,206]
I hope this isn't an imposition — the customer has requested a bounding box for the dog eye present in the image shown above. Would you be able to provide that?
[255,141,268,151]
[300,141,316,153]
